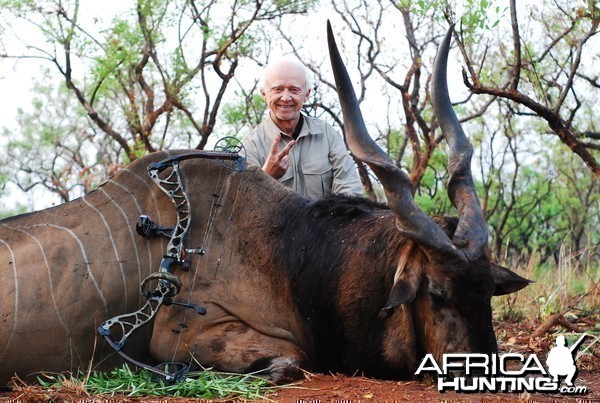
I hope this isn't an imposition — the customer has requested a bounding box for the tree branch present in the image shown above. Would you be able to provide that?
[463,73,600,177]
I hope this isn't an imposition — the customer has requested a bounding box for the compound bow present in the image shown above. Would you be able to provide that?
[98,143,245,382]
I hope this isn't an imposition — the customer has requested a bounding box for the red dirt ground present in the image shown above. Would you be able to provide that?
[2,317,598,402]
[266,371,600,402]
[4,372,599,403]
[270,316,600,402]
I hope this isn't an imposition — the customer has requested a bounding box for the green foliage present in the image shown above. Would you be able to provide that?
[98,19,145,71]
[0,0,51,17]
[222,93,266,131]
[484,137,599,260]
[0,204,29,219]
[414,148,454,216]
[132,139,151,160]
[2,68,117,204]
[274,0,319,9]
[384,128,403,163]
[396,0,506,30]
[37,364,272,399]
[0,171,6,189]
[500,166,559,253]
[459,0,506,31]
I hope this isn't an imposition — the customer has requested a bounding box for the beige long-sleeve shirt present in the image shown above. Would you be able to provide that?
[242,114,363,200]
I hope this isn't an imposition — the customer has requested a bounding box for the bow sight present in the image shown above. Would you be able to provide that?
[98,142,245,383]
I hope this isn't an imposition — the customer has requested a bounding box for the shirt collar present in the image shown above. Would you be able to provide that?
[265,113,320,140]
[291,114,304,140]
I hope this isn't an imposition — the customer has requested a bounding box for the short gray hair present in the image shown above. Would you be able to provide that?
[258,56,313,91]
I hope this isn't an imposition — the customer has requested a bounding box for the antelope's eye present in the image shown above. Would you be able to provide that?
[430,290,445,303]
[428,282,446,303]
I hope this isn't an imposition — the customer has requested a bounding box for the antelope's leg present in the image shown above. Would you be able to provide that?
[150,309,308,384]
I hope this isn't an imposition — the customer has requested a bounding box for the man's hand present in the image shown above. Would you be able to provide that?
[262,134,296,179]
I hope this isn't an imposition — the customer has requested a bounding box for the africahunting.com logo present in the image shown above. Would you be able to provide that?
[415,334,590,395]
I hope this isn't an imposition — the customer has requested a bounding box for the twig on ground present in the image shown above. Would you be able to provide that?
[531,313,586,339]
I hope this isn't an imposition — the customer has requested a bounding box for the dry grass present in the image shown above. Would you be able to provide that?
[493,246,599,322]
[492,245,599,373]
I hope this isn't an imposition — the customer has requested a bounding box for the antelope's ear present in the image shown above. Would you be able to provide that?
[491,262,533,295]
[380,267,422,317]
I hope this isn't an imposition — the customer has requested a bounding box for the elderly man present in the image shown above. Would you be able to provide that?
[242,57,363,200]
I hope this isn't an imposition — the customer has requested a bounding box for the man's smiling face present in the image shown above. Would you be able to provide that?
[261,60,311,132]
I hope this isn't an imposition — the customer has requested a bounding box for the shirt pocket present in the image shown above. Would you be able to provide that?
[302,158,333,199]
[279,169,295,189]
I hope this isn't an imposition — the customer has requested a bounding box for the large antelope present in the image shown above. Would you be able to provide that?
[0,25,528,385]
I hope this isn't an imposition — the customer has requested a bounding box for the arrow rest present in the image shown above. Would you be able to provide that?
[136,215,173,239]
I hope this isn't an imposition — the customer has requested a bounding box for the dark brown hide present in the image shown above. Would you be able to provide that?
[147,163,424,379]
[149,159,313,383]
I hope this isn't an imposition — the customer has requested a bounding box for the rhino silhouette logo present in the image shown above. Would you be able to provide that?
[546,334,587,386]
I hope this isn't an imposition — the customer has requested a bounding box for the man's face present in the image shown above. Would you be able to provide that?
[261,62,311,126]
